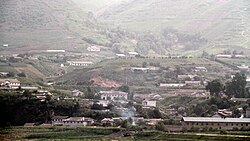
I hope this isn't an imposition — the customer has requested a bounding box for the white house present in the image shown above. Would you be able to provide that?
[131,67,149,72]
[142,100,157,107]
[177,75,197,80]
[237,64,249,71]
[46,50,65,53]
[128,52,139,56]
[216,54,232,58]
[3,44,8,47]
[67,61,93,66]
[116,54,126,57]
[99,90,128,100]
[62,117,94,126]
[52,116,69,126]
[194,67,207,72]
[0,72,9,77]
[159,83,186,88]
[0,78,20,88]
[185,81,201,86]
[87,46,101,52]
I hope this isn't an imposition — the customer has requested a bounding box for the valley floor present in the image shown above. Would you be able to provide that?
[1,126,250,141]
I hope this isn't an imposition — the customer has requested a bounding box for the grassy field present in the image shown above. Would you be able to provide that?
[1,126,250,141]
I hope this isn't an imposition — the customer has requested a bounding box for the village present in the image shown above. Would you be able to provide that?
[1,47,250,133]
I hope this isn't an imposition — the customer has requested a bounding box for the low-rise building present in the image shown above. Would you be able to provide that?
[101,118,114,126]
[116,54,126,57]
[62,117,94,126]
[216,54,232,58]
[159,83,186,88]
[52,116,69,126]
[142,100,157,107]
[182,117,250,130]
[99,90,128,100]
[185,81,201,86]
[52,116,94,126]
[246,108,250,118]
[46,50,65,53]
[128,52,139,56]
[177,75,197,80]
[144,119,164,126]
[131,67,149,72]
[0,72,9,77]
[87,46,101,52]
[0,78,20,89]
[3,44,8,47]
[67,61,94,66]
[194,67,207,72]
[237,64,249,71]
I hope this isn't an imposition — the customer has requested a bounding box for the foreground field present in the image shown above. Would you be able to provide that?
[1,126,250,141]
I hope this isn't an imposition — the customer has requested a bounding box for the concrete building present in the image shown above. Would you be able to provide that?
[194,67,207,72]
[246,108,250,118]
[67,61,93,66]
[142,100,157,107]
[99,90,128,100]
[52,116,94,126]
[0,78,20,89]
[182,117,250,130]
[185,81,201,86]
[159,83,186,88]
[52,116,69,126]
[87,46,101,52]
[46,50,65,53]
[62,117,94,126]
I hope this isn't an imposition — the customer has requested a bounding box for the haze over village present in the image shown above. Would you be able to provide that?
[0,0,250,140]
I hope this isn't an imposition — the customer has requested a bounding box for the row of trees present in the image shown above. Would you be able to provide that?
[206,73,249,98]
[0,91,79,127]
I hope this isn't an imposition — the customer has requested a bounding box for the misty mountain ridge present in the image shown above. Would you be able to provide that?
[1,0,250,56]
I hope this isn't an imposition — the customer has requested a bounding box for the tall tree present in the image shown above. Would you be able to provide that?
[225,73,247,98]
[205,79,224,96]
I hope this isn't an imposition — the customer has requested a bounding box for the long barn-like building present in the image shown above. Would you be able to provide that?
[182,117,250,130]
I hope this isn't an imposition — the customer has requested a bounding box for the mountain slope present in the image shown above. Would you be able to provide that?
[0,0,125,54]
[76,0,250,51]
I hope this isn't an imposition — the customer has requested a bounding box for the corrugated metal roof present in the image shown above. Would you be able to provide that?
[182,117,250,123]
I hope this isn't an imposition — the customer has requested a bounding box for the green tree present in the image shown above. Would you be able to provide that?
[225,73,247,98]
[206,79,224,96]
[155,122,165,131]
[118,85,133,100]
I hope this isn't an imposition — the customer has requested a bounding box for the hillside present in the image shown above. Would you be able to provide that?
[76,0,250,53]
[1,0,250,56]
[56,57,232,90]
[0,0,133,55]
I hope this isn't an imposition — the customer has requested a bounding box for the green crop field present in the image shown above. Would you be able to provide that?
[1,126,250,141]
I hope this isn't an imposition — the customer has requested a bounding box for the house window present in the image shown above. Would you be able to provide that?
[217,123,220,126]
[246,124,248,126]
[241,124,243,126]
[211,123,214,126]
[226,123,228,126]
[231,123,234,126]
[206,123,208,125]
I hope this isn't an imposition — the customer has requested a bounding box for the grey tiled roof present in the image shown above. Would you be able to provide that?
[182,117,250,123]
